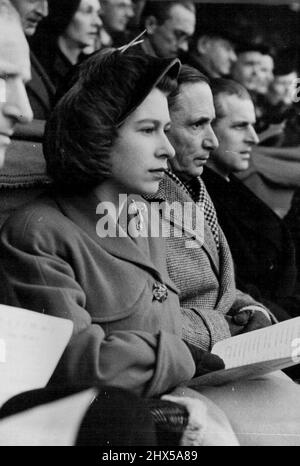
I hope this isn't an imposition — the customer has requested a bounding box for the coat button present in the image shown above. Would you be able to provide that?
[153,283,168,302]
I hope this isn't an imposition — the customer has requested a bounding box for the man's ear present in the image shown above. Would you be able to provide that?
[144,15,158,35]
[197,36,211,55]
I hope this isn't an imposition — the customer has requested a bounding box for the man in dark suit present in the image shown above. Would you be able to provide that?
[100,0,135,47]
[202,77,300,322]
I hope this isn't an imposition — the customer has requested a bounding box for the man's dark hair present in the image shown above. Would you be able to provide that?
[44,50,177,194]
[168,64,209,111]
[210,78,251,119]
[140,0,195,28]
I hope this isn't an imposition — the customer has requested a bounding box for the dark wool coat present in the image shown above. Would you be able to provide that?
[0,192,195,397]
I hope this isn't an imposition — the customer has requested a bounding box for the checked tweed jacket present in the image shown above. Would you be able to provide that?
[147,172,267,351]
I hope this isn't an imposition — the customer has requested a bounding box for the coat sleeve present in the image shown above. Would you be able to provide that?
[0,213,195,398]
[181,306,231,351]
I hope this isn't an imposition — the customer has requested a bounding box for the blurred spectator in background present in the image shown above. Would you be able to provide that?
[259,49,300,147]
[100,0,134,47]
[231,43,274,98]
[139,0,195,58]
[182,23,237,78]
[32,0,103,92]
[253,52,274,96]
[285,187,300,285]
[268,57,298,108]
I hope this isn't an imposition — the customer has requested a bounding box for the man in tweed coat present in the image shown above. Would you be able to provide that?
[147,64,272,351]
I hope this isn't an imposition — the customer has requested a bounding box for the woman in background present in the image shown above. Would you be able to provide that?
[31,0,102,91]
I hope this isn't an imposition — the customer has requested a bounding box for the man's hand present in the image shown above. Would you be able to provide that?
[184,341,225,377]
[226,309,271,336]
[240,310,271,333]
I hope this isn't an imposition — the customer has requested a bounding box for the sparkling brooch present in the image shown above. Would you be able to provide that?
[152,283,168,303]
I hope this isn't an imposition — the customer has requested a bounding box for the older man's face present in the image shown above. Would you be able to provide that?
[148,4,195,58]
[0,17,33,167]
[10,0,48,36]
[232,52,262,92]
[168,82,219,178]
[201,37,237,77]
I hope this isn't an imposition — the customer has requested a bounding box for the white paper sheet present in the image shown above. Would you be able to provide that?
[0,304,73,407]
[212,317,300,368]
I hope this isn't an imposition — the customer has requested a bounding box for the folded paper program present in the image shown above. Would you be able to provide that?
[0,304,73,407]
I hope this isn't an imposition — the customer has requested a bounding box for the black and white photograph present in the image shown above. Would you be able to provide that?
[0,0,300,449]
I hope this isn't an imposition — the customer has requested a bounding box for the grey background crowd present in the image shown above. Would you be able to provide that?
[3,1,300,215]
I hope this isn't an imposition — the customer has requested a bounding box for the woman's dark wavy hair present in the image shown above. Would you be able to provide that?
[44,50,177,194]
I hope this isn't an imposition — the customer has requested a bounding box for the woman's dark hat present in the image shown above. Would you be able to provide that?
[117,52,181,125]
[83,28,180,125]
[54,31,181,126]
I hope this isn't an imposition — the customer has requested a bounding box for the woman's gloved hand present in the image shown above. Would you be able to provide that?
[184,341,225,377]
